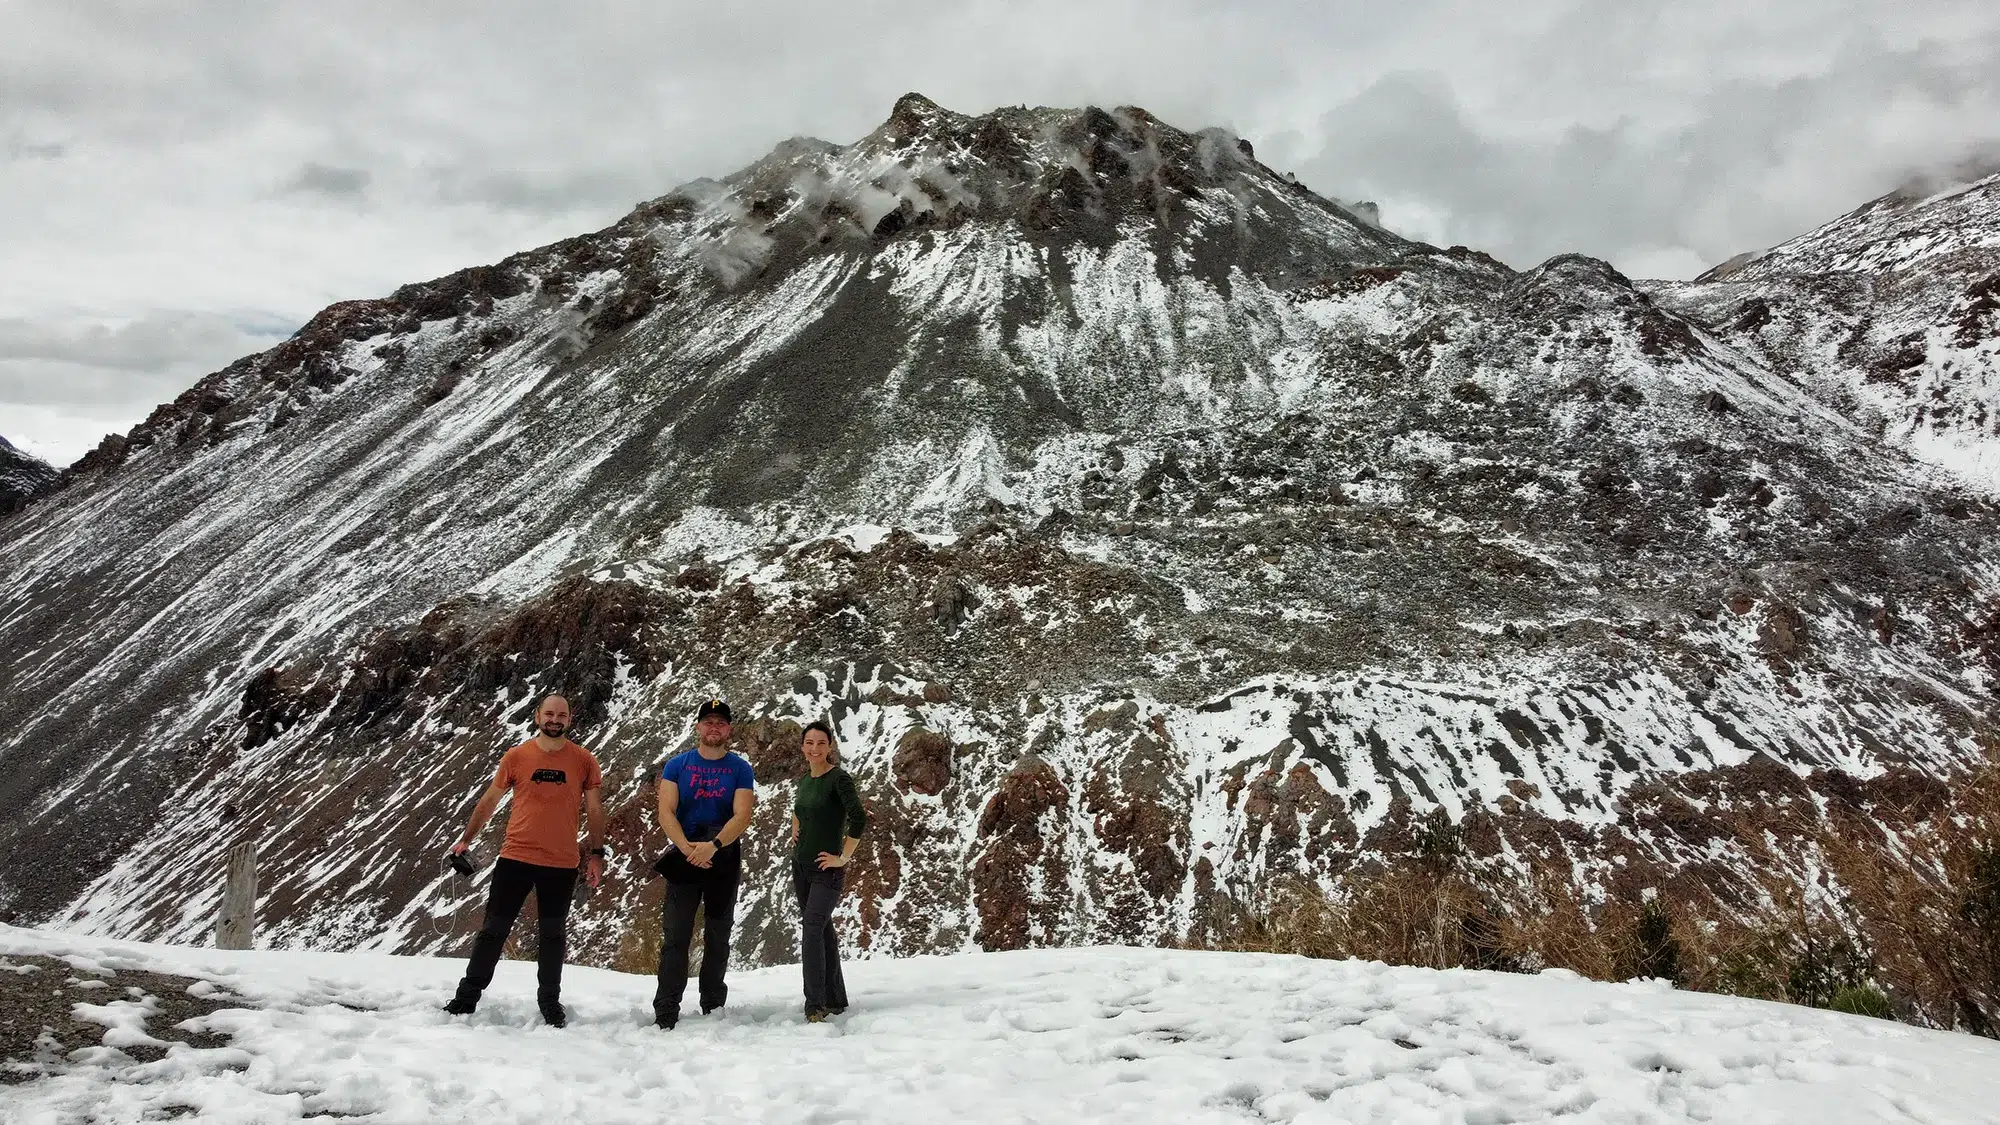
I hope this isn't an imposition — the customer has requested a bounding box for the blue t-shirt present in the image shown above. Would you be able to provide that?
[660,749,756,838]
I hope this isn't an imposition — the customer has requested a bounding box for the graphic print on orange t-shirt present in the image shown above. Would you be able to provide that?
[494,740,603,869]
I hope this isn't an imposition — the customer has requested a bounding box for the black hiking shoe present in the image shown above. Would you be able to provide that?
[539,1000,567,1028]
[443,996,477,1016]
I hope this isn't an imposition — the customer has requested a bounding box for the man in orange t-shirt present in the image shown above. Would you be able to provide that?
[444,694,605,1028]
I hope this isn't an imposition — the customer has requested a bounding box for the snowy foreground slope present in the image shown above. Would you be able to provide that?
[4,926,1997,1125]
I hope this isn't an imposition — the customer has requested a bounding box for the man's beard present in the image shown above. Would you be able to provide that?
[539,721,567,738]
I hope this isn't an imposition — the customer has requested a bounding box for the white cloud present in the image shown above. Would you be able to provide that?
[3,402,136,469]
[1619,248,1713,282]
[0,312,296,466]
[0,311,288,374]
[1295,17,2000,275]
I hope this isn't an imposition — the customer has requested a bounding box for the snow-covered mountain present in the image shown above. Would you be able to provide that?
[0,97,1995,974]
[9,925,2000,1123]
[0,434,58,518]
[1658,164,2000,491]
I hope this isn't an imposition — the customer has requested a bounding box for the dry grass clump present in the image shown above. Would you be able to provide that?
[1817,749,2000,1033]
[1212,755,2000,1036]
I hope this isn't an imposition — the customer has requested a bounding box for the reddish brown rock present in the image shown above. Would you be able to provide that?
[1870,604,1896,643]
[977,757,1067,838]
[1461,805,1505,858]
[972,758,1069,950]
[1219,770,1246,811]
[236,665,328,751]
[843,798,905,943]
[1242,768,1280,822]
[1284,763,1358,861]
[893,728,953,795]
[1757,603,1804,657]
[1082,732,1188,906]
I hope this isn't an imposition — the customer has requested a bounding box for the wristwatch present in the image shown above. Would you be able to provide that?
[588,846,608,858]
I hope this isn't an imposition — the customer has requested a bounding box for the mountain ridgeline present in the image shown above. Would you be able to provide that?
[1,97,1995,981]
[0,435,58,518]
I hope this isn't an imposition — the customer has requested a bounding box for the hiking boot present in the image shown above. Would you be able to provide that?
[539,1000,567,1028]
[443,996,477,1016]
[805,1007,830,1023]
[653,1009,677,1030]
[828,1004,847,1015]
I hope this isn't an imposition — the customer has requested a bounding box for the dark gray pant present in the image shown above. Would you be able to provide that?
[653,843,741,1022]
[454,857,575,1005]
[793,858,848,1012]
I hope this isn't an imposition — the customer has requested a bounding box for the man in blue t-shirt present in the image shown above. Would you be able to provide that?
[651,697,758,1029]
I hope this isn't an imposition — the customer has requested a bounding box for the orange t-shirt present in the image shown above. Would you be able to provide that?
[494,739,603,869]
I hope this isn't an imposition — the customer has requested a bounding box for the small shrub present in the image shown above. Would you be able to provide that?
[1413,809,1465,874]
[1631,898,1684,985]
[1829,985,1893,1020]
[1786,931,1873,1010]
[1710,928,1792,1002]
[1461,906,1522,973]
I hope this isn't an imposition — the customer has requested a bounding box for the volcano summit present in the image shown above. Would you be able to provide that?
[1,97,1995,990]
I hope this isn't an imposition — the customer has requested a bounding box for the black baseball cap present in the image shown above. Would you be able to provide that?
[695,698,733,723]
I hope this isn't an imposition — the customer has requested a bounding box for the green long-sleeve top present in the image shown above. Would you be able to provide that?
[793,765,867,865]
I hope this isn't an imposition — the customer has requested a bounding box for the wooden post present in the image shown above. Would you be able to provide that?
[216,841,257,950]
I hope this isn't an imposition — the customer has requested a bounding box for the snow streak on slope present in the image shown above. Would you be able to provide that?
[9,926,2000,1125]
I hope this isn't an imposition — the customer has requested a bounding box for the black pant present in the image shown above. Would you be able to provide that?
[653,842,741,1022]
[794,858,848,1012]
[454,857,576,1005]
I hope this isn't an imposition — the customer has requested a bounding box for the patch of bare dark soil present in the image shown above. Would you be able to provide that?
[0,954,244,1085]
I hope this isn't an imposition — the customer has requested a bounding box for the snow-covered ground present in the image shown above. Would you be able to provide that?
[4,926,1997,1124]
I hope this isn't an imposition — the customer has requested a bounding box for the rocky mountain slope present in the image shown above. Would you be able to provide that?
[1657,164,2000,492]
[1,96,1995,972]
[0,435,58,518]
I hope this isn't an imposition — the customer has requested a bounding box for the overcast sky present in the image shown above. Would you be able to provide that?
[4,1,1997,467]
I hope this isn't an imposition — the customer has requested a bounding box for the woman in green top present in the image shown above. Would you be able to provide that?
[791,719,867,1022]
